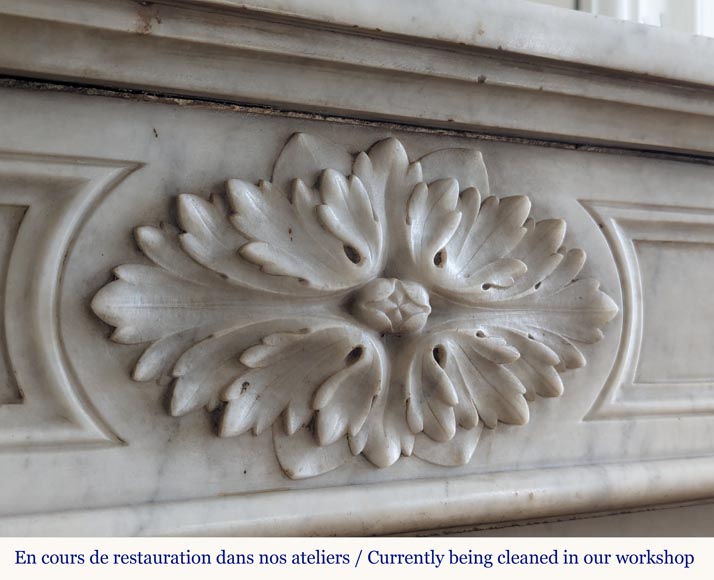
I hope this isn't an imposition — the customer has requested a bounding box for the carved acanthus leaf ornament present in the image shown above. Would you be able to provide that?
[92,134,618,479]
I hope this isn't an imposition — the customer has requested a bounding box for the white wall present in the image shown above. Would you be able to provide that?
[530,0,714,37]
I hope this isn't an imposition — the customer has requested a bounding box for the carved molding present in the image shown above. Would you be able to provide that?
[0,204,25,404]
[92,134,618,479]
[584,200,714,419]
[0,152,137,448]
[4,0,714,156]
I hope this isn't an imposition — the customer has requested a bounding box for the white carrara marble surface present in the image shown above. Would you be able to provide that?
[200,0,714,85]
[0,0,714,535]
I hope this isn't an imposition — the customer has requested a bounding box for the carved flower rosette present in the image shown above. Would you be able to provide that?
[92,133,618,479]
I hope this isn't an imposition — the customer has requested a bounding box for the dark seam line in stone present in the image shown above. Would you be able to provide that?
[3,74,714,166]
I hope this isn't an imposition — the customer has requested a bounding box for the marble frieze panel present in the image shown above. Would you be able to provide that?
[1,85,714,535]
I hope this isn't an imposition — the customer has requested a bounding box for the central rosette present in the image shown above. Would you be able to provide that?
[91,132,619,480]
[353,278,431,334]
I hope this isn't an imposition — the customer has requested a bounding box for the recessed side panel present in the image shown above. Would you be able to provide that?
[585,202,714,419]
[636,241,714,384]
[0,204,26,404]
[0,153,137,447]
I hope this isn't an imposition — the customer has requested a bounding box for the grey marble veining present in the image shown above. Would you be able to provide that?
[0,0,713,535]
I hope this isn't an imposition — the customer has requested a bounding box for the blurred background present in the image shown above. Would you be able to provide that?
[530,0,714,37]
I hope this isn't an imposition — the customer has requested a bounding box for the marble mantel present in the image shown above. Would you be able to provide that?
[1,0,714,536]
